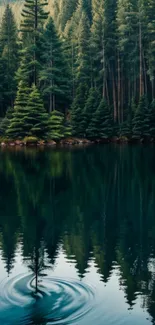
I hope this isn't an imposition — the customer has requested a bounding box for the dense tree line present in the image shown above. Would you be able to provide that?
[1,0,155,141]
[0,0,71,141]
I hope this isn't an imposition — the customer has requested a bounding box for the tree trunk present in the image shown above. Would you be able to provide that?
[53,94,55,111]
[49,92,52,113]
[121,71,124,123]
[139,20,144,97]
[106,80,110,106]
[152,78,154,100]
[102,30,106,98]
[117,51,121,124]
[72,42,75,99]
[33,0,38,85]
[112,68,117,122]
[143,51,147,96]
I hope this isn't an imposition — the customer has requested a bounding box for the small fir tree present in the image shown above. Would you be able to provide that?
[72,83,88,111]
[84,88,101,135]
[6,81,30,139]
[71,107,86,137]
[48,110,65,141]
[149,99,155,138]
[132,95,150,140]
[119,120,131,138]
[64,120,72,138]
[87,99,113,139]
[119,102,135,139]
[7,83,49,139]
[71,83,88,138]
[23,84,49,139]
[0,107,13,136]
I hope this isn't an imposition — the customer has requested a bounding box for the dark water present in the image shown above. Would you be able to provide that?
[0,145,155,325]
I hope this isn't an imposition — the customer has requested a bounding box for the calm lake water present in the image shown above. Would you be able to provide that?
[0,145,155,325]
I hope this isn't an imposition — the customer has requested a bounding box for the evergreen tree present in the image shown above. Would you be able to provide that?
[21,0,48,39]
[0,57,6,117]
[59,0,77,31]
[104,0,117,119]
[119,120,131,138]
[6,81,30,139]
[64,120,72,138]
[132,95,150,140]
[20,0,49,86]
[16,47,37,86]
[23,84,49,139]
[75,11,91,97]
[71,106,85,137]
[0,107,13,136]
[148,100,155,138]
[119,99,135,138]
[146,0,155,99]
[80,0,92,24]
[117,0,139,117]
[48,110,64,141]
[84,87,101,134]
[1,0,155,140]
[0,4,19,115]
[72,83,88,111]
[87,99,113,139]
[91,0,105,91]
[40,17,70,113]
[7,83,49,139]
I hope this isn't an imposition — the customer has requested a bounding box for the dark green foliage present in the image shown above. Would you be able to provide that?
[72,83,88,111]
[16,47,37,86]
[2,0,155,140]
[71,83,88,137]
[0,107,13,136]
[79,0,92,24]
[76,11,91,90]
[0,4,19,116]
[84,88,101,135]
[40,17,70,113]
[119,121,131,138]
[71,107,85,137]
[23,84,49,139]
[64,120,72,138]
[132,95,150,140]
[48,110,64,141]
[21,0,48,36]
[0,57,6,116]
[148,100,155,138]
[119,101,135,139]
[7,83,49,139]
[20,0,49,86]
[59,0,77,31]
[87,99,113,139]
[6,81,30,139]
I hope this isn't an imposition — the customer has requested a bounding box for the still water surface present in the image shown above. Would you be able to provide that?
[0,145,155,325]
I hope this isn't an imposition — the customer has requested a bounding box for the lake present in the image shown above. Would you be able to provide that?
[0,145,155,325]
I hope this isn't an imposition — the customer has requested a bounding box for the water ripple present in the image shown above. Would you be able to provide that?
[0,274,95,325]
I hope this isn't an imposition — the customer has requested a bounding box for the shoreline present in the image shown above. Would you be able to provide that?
[0,137,155,147]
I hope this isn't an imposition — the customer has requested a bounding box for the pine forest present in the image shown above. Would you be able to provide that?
[1,0,155,143]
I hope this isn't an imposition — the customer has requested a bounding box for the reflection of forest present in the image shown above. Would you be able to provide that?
[0,146,155,321]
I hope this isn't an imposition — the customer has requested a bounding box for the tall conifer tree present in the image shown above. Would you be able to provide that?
[20,0,49,86]
[40,17,70,113]
[0,4,19,115]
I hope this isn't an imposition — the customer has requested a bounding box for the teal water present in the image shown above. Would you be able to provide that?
[0,145,155,324]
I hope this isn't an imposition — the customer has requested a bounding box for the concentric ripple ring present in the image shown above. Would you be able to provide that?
[0,273,95,325]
